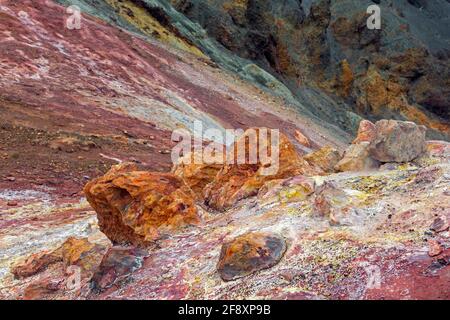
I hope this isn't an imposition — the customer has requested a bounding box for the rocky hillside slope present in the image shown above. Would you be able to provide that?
[55,0,450,139]
[0,0,449,300]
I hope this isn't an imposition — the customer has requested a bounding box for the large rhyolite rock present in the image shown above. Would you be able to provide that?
[335,142,379,172]
[217,232,287,281]
[368,120,427,162]
[304,146,341,173]
[84,163,200,246]
[172,151,223,200]
[204,128,318,211]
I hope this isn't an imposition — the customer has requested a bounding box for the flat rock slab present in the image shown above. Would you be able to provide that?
[217,232,287,281]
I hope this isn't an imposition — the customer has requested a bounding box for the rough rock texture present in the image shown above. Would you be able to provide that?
[368,120,427,162]
[335,142,379,172]
[11,251,62,280]
[304,146,341,173]
[172,151,223,200]
[1,0,450,301]
[353,120,376,144]
[258,175,316,205]
[204,129,318,211]
[61,237,107,274]
[84,163,200,246]
[217,232,287,281]
[313,181,352,225]
[91,246,148,292]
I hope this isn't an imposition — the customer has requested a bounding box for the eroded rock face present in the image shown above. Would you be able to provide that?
[368,120,427,163]
[217,232,287,281]
[304,146,341,173]
[84,163,200,246]
[204,129,318,211]
[172,151,223,200]
[335,142,379,172]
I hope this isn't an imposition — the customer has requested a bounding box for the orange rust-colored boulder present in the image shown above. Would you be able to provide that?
[217,232,287,281]
[84,163,200,246]
[204,128,318,211]
[172,151,223,200]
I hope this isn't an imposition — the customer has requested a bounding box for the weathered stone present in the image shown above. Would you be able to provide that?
[61,237,107,274]
[304,146,341,173]
[90,246,148,292]
[313,181,351,225]
[84,163,200,246]
[12,251,62,279]
[352,120,376,144]
[23,278,61,300]
[217,232,286,281]
[368,120,427,163]
[430,216,449,233]
[428,240,443,257]
[172,151,222,200]
[204,129,318,211]
[335,142,379,172]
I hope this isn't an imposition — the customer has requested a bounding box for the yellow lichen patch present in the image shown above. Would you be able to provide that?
[105,0,206,58]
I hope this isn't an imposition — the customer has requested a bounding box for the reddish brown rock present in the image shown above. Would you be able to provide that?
[294,129,311,148]
[172,151,223,200]
[335,142,379,172]
[12,251,62,279]
[84,163,200,246]
[428,240,443,257]
[368,120,427,163]
[90,246,148,292]
[304,146,341,173]
[352,120,376,144]
[217,232,287,281]
[430,216,449,233]
[23,278,61,300]
[204,129,318,211]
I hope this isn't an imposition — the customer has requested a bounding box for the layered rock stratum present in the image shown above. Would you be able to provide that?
[0,0,449,300]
